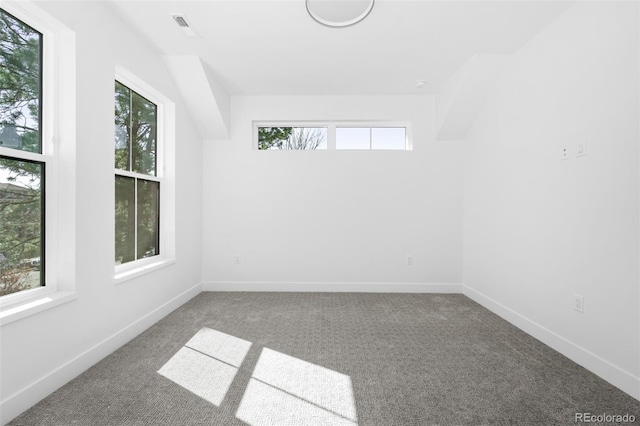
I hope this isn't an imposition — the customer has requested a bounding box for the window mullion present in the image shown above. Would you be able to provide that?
[115,169,160,182]
[328,124,336,150]
[0,147,46,163]
[369,127,372,150]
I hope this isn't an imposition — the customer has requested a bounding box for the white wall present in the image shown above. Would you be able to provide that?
[0,2,204,423]
[463,1,639,398]
[202,95,464,291]
[4,1,636,423]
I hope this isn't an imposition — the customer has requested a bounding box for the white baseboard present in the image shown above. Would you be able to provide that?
[202,281,462,293]
[0,282,203,426]
[462,284,640,401]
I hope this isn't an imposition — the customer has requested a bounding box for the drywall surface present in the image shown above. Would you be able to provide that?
[463,1,639,397]
[202,95,464,289]
[0,1,203,422]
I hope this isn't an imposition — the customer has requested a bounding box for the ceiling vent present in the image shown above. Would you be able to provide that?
[172,15,198,38]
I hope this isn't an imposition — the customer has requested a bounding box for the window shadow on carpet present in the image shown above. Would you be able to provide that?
[157,327,252,406]
[157,327,359,425]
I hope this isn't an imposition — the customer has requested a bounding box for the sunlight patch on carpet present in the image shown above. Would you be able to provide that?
[236,348,358,425]
[157,327,252,406]
[185,327,252,367]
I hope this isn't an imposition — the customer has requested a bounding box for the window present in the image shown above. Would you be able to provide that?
[258,127,327,150]
[0,9,45,297]
[336,127,406,150]
[114,81,160,266]
[113,67,175,284]
[0,2,76,322]
[255,122,409,150]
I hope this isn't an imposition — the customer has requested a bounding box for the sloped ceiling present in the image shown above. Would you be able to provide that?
[108,1,572,140]
[164,56,230,140]
[110,1,572,96]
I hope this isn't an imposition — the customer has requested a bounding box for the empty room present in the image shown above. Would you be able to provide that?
[0,0,639,424]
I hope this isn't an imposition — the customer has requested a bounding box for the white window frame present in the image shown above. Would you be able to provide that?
[114,66,175,284]
[253,121,412,151]
[0,1,77,325]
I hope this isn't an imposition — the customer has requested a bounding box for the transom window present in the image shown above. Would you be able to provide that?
[255,122,409,151]
[114,81,160,266]
[336,127,406,150]
[0,9,45,297]
[258,127,328,150]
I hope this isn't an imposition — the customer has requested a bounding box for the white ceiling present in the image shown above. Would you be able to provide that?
[110,1,572,96]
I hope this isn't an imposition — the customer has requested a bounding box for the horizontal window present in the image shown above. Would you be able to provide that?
[255,122,409,151]
[336,127,406,150]
[258,127,327,150]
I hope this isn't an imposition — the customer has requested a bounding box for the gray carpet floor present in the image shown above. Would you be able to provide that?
[9,292,640,425]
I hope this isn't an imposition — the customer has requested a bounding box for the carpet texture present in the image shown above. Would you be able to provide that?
[9,293,640,425]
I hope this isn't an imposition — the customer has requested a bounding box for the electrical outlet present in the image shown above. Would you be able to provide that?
[576,141,587,157]
[573,294,584,313]
[406,255,413,266]
[561,146,570,160]
[234,255,240,265]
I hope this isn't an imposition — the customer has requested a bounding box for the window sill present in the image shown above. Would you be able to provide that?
[114,258,176,285]
[0,291,77,326]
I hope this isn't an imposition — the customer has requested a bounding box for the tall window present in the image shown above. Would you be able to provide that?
[114,81,160,266]
[0,9,45,297]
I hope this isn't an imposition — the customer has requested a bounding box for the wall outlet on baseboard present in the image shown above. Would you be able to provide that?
[573,294,584,313]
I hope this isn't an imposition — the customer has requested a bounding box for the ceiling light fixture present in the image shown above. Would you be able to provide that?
[306,0,375,28]
[415,80,426,89]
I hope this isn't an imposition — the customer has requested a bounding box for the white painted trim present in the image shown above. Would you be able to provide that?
[0,291,76,326]
[462,284,640,401]
[202,281,462,293]
[0,282,203,425]
[114,258,176,285]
